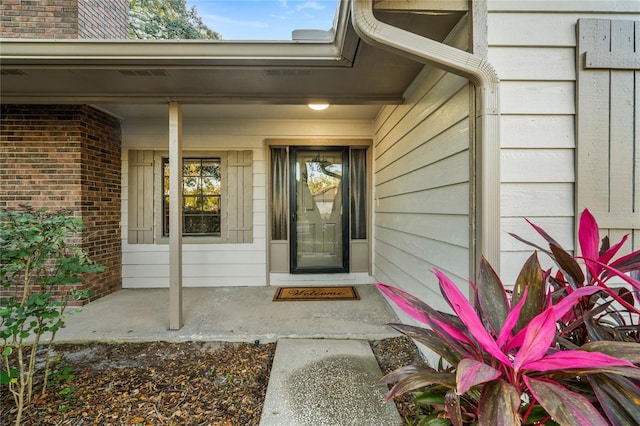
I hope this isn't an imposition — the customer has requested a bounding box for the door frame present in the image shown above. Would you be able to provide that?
[265,139,373,282]
[289,146,350,273]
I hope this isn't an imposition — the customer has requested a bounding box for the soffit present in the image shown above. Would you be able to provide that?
[0,5,466,120]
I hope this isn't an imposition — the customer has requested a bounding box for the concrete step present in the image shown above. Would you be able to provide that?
[260,338,402,426]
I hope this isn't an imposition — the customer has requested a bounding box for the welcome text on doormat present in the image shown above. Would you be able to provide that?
[273,286,360,301]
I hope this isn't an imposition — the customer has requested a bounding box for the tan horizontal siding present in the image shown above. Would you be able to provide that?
[121,117,372,288]
[373,77,471,304]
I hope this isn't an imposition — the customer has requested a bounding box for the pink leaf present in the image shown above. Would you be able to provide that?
[504,327,526,353]
[587,259,640,291]
[578,208,600,274]
[513,308,556,372]
[552,286,602,320]
[599,234,629,266]
[522,350,635,372]
[496,287,528,349]
[456,358,501,395]
[430,317,475,347]
[590,274,640,314]
[433,269,511,365]
[609,248,640,273]
[375,283,429,324]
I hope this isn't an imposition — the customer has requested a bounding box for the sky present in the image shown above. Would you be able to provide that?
[186,0,340,40]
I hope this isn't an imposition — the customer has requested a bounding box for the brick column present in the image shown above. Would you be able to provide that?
[0,105,122,304]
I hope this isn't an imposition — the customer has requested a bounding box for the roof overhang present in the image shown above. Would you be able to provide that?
[0,0,467,117]
[1,1,357,68]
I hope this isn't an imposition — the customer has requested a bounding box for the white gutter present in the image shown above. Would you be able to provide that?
[351,0,501,275]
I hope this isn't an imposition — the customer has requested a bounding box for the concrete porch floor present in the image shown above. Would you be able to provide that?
[55,285,401,343]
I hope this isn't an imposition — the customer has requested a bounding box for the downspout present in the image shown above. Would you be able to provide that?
[351,0,500,277]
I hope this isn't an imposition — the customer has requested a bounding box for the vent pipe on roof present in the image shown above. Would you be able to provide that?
[351,0,501,275]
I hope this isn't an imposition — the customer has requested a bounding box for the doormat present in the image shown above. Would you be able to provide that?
[273,286,360,301]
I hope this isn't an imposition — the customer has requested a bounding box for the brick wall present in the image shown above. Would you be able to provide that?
[0,0,129,39]
[77,106,122,301]
[0,104,122,304]
[1,0,78,39]
[78,0,129,39]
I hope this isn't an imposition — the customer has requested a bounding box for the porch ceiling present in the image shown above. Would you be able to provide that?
[0,7,465,121]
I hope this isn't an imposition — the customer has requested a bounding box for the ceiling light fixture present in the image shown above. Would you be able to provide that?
[308,103,329,111]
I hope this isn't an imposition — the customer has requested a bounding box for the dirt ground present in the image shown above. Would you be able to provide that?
[1,337,425,426]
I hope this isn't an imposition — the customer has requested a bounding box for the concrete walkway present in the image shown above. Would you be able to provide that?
[55,285,404,425]
[260,339,402,426]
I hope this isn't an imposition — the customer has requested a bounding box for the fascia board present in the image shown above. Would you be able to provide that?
[0,40,353,67]
[0,0,356,68]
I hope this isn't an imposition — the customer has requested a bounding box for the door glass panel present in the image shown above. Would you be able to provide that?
[293,149,344,270]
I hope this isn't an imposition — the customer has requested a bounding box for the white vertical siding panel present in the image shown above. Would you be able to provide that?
[576,19,615,220]
[609,19,636,215]
[636,65,640,219]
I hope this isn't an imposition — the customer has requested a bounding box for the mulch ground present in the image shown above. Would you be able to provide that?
[1,337,425,426]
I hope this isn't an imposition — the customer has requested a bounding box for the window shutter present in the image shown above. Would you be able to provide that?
[127,150,154,244]
[227,150,253,243]
[576,19,640,253]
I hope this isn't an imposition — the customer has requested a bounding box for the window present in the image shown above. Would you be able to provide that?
[162,157,221,237]
[127,149,253,244]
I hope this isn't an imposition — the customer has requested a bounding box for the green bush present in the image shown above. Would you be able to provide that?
[0,206,104,426]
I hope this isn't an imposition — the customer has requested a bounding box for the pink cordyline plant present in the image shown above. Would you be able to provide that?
[377,209,640,425]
